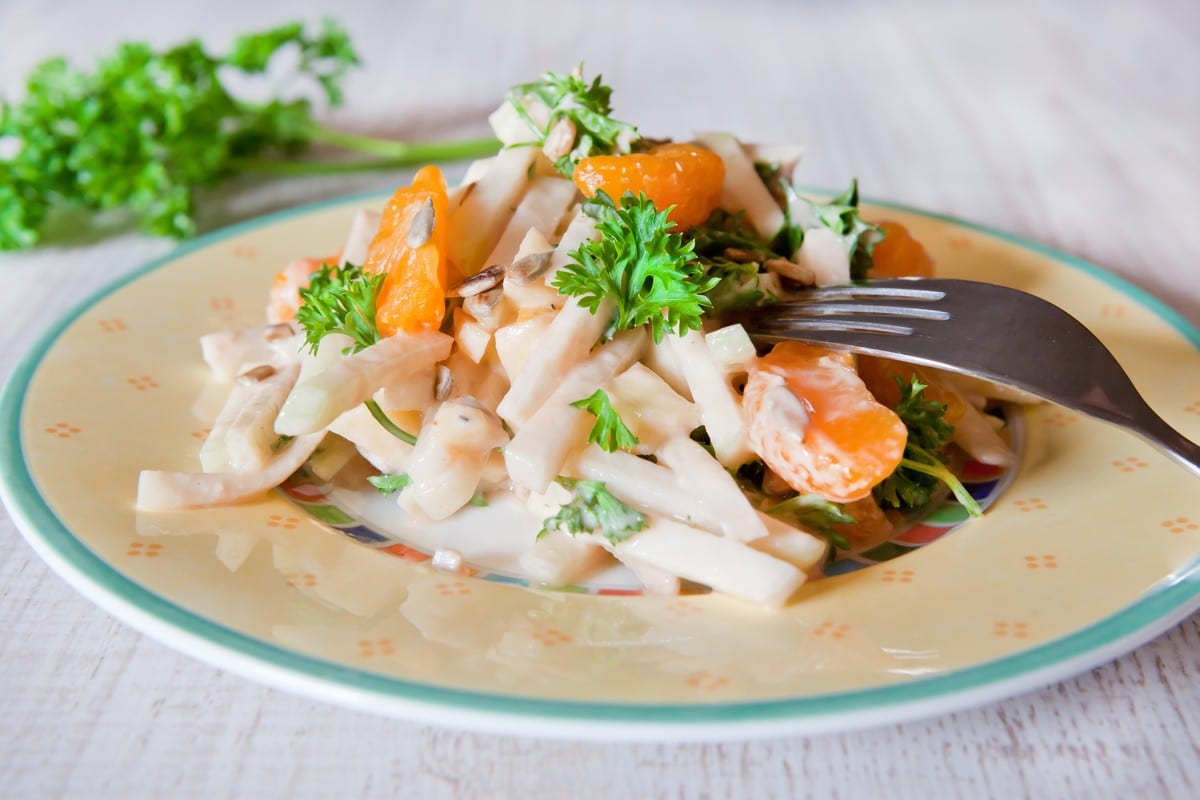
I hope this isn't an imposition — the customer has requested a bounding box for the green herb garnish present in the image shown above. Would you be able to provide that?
[295,262,384,355]
[0,20,498,250]
[367,473,411,494]
[874,378,982,516]
[570,389,639,453]
[538,477,646,545]
[553,191,719,343]
[767,494,856,551]
[507,65,639,176]
[782,179,883,279]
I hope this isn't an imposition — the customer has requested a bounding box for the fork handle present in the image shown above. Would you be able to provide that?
[1133,415,1200,479]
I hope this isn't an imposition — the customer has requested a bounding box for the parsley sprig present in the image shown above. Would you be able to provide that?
[553,191,719,344]
[874,378,982,516]
[570,389,639,453]
[538,478,646,545]
[295,262,384,354]
[0,20,498,249]
[507,66,640,176]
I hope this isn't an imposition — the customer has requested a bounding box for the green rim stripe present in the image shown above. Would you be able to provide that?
[3,190,1199,730]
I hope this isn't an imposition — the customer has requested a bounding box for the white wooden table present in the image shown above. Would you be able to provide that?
[3,1,1198,796]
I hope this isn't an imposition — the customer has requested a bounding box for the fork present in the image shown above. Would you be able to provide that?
[737,278,1200,477]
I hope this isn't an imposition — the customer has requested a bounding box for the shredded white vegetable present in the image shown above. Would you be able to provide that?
[145,123,1013,609]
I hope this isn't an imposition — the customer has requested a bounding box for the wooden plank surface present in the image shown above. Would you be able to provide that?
[1,0,1198,797]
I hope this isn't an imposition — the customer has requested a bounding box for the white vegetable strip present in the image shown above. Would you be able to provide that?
[275,331,452,436]
[495,295,613,427]
[620,555,681,595]
[199,375,262,473]
[483,176,578,268]
[518,532,608,586]
[612,517,805,609]
[605,363,698,452]
[544,209,597,281]
[137,432,324,510]
[567,446,720,532]
[200,324,294,381]
[488,98,547,145]
[953,401,1017,467]
[327,404,413,475]
[657,437,769,541]
[505,330,646,492]
[340,209,382,266]
[695,132,785,239]
[405,401,509,520]
[750,512,828,572]
[667,329,753,467]
[794,226,850,286]
[297,332,355,382]
[705,324,757,374]
[225,362,302,472]
[447,146,538,276]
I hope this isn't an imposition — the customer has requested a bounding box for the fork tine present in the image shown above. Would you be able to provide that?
[767,302,951,321]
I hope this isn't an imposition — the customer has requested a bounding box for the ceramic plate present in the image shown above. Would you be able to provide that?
[4,193,1199,741]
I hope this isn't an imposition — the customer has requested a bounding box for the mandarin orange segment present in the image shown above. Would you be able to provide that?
[857,355,967,425]
[572,142,725,229]
[870,221,935,278]
[364,166,450,336]
[267,252,341,323]
[743,342,907,503]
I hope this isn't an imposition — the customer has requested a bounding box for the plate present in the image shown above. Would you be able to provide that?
[4,192,1200,741]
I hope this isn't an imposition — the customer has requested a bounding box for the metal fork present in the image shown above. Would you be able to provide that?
[738,278,1200,477]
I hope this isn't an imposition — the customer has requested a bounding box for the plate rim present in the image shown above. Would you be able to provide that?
[4,189,1199,741]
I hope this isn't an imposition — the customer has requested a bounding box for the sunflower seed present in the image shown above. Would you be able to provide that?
[722,247,758,264]
[543,117,577,162]
[406,198,436,248]
[263,322,295,341]
[448,264,504,297]
[434,365,454,401]
[764,257,815,285]
[505,250,553,285]
[237,364,277,384]
[464,286,504,318]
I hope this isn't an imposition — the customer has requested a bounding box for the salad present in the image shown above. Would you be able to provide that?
[137,67,1020,608]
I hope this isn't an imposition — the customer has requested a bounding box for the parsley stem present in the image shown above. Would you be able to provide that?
[230,134,499,177]
[305,124,500,162]
[363,398,417,445]
[897,457,983,517]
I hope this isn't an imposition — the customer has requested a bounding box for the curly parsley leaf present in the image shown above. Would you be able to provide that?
[295,262,384,354]
[766,493,856,551]
[538,478,646,545]
[874,377,982,517]
[570,389,639,453]
[782,179,884,279]
[553,191,720,344]
[367,473,411,494]
[0,20,498,250]
[507,65,640,175]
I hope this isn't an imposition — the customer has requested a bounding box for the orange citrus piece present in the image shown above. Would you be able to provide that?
[856,355,967,425]
[267,252,341,324]
[743,342,907,503]
[573,142,725,229]
[870,220,934,278]
[364,165,450,336]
